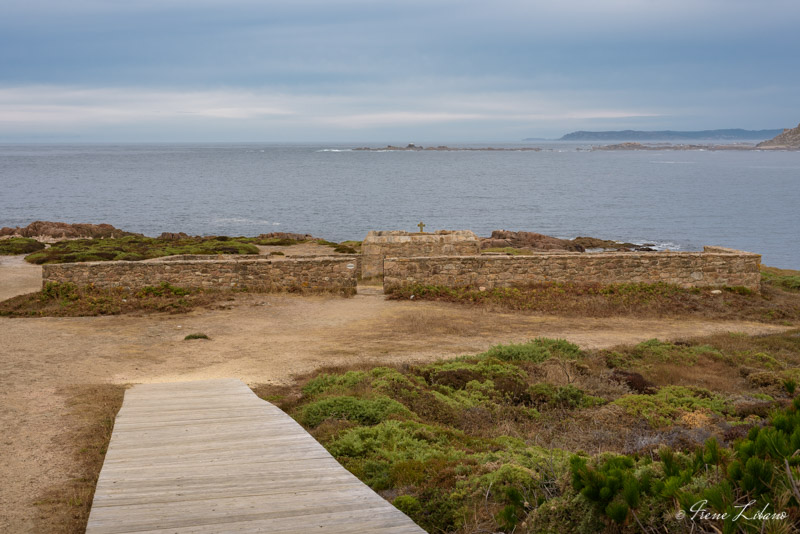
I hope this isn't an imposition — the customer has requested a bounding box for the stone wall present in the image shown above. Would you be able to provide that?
[384,246,761,292]
[361,230,481,278]
[43,256,359,295]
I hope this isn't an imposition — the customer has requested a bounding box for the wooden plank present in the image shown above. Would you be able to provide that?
[86,378,425,534]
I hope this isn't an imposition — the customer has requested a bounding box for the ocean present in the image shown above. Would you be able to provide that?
[1,143,798,268]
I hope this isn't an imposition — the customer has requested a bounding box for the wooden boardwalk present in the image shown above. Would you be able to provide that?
[86,378,425,533]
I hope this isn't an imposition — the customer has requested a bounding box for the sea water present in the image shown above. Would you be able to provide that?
[1,143,798,268]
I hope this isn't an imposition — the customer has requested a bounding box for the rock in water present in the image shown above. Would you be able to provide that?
[481,230,585,252]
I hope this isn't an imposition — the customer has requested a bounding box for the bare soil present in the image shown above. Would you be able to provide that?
[0,255,41,301]
[0,252,794,532]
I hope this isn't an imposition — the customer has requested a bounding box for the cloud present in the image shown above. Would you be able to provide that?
[0,84,669,141]
[0,87,294,125]
[1,1,797,140]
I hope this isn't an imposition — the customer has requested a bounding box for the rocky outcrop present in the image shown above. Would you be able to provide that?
[353,144,541,152]
[256,232,317,241]
[0,221,139,240]
[481,230,585,252]
[571,236,656,252]
[157,232,190,240]
[757,123,800,149]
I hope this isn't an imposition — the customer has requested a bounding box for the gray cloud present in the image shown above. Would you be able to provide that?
[1,1,798,140]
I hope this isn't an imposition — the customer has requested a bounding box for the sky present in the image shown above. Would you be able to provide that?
[1,0,798,142]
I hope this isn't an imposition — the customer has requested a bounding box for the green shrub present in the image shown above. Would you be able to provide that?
[481,338,583,363]
[570,398,800,532]
[24,235,259,264]
[136,282,191,297]
[184,333,209,340]
[393,495,422,518]
[784,378,797,395]
[301,371,367,397]
[528,383,599,409]
[41,281,79,301]
[300,396,412,427]
[0,237,45,255]
[612,386,732,427]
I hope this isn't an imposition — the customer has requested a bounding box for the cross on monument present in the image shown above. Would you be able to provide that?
[417,221,426,233]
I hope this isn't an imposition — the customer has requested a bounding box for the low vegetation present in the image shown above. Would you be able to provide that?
[0,237,45,255]
[184,332,210,340]
[387,277,800,324]
[255,331,800,533]
[24,235,260,264]
[18,234,359,263]
[762,266,800,292]
[240,236,308,246]
[34,384,125,534]
[0,281,218,317]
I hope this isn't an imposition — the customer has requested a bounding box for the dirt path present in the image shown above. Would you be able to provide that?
[0,255,41,301]
[0,287,793,532]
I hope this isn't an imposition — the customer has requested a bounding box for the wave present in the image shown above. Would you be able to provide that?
[316,149,353,152]
[211,217,280,226]
[649,241,683,251]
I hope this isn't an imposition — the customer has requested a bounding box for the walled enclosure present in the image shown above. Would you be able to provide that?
[361,230,481,278]
[383,246,761,292]
[43,256,359,295]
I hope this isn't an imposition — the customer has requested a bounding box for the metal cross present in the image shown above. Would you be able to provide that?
[417,221,426,232]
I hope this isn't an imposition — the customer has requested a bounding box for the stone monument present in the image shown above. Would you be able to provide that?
[360,229,481,279]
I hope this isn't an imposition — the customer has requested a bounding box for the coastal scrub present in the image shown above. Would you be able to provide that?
[253,331,800,533]
[0,281,214,317]
[0,237,45,255]
[387,279,800,324]
[24,235,259,264]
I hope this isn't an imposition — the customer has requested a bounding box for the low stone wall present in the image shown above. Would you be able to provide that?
[361,230,481,278]
[384,246,761,292]
[43,256,359,295]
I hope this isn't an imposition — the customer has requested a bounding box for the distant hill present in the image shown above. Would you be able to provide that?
[757,123,800,149]
[553,129,783,141]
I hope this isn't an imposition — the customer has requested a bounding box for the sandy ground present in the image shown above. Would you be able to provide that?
[0,255,42,301]
[0,253,792,532]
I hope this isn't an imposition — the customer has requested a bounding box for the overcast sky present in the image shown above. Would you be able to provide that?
[1,0,798,142]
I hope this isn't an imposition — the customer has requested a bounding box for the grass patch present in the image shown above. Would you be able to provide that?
[33,384,125,534]
[0,237,46,255]
[24,235,259,264]
[387,281,800,324]
[339,240,362,252]
[184,332,210,340]
[0,281,216,317]
[762,265,800,292]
